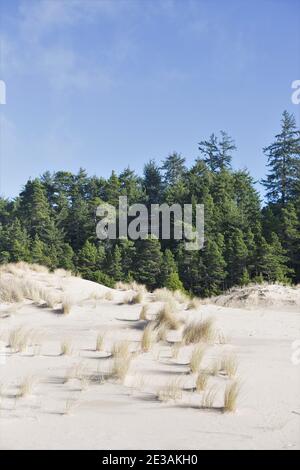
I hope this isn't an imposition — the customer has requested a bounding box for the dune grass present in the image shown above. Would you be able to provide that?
[220,354,238,378]
[153,288,175,303]
[183,317,216,344]
[139,304,149,320]
[190,343,207,374]
[155,302,181,331]
[195,371,209,392]
[8,328,32,353]
[141,322,155,352]
[201,385,218,408]
[104,291,114,301]
[115,281,147,293]
[223,380,240,412]
[157,378,183,402]
[173,290,189,304]
[60,339,72,356]
[95,332,105,352]
[19,376,37,397]
[111,342,132,381]
[171,342,182,359]
[61,296,73,315]
[186,297,201,310]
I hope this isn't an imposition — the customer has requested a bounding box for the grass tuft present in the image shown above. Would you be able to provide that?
[141,322,155,352]
[183,317,215,344]
[19,376,37,397]
[155,302,181,330]
[157,378,183,402]
[96,332,105,352]
[201,385,218,408]
[220,354,238,378]
[60,339,72,356]
[61,297,73,315]
[190,343,206,374]
[195,371,209,392]
[223,380,240,412]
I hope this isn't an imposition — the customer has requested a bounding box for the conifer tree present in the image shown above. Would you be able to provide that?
[161,152,186,186]
[263,111,300,204]
[18,179,51,239]
[135,237,162,289]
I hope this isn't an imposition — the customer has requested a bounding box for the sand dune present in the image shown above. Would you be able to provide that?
[205,283,300,310]
[0,263,299,450]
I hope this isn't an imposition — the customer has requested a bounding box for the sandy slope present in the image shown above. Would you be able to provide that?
[0,266,300,450]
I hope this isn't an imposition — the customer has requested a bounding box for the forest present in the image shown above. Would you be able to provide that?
[0,110,299,297]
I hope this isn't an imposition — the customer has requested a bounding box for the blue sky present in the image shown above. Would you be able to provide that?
[0,0,299,198]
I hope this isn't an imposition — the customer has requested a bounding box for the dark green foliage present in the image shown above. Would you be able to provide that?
[135,237,163,289]
[0,112,299,294]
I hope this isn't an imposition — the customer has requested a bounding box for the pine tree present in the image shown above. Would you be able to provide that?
[199,132,236,172]
[279,203,300,280]
[160,249,178,286]
[262,111,300,204]
[18,179,51,239]
[31,236,49,266]
[119,167,143,204]
[9,219,31,262]
[199,235,227,296]
[165,272,184,291]
[108,245,123,281]
[143,160,163,206]
[218,131,236,171]
[77,240,98,279]
[161,152,186,186]
[226,228,248,287]
[260,234,290,283]
[59,243,74,271]
[104,171,121,206]
[198,133,219,172]
[135,237,162,289]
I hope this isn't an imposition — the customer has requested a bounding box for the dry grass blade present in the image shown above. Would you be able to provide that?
[139,305,149,321]
[130,291,144,304]
[223,380,240,412]
[155,302,181,330]
[186,297,201,310]
[60,339,72,356]
[171,342,182,359]
[183,317,216,344]
[61,297,73,314]
[190,343,206,374]
[96,332,105,352]
[157,378,183,402]
[201,385,218,408]
[104,291,114,301]
[19,376,37,397]
[141,322,155,352]
[8,327,31,353]
[195,371,209,392]
[220,354,238,378]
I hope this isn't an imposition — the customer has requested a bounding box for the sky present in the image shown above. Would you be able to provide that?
[0,0,299,199]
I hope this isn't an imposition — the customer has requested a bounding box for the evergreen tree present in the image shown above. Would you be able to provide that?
[31,236,49,266]
[143,160,163,206]
[18,179,51,239]
[262,111,300,204]
[260,233,290,283]
[161,153,186,186]
[226,228,248,287]
[135,237,162,289]
[160,249,178,286]
[198,133,219,172]
[108,245,123,281]
[218,131,236,171]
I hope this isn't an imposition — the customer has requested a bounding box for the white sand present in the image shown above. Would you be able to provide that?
[0,266,300,450]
